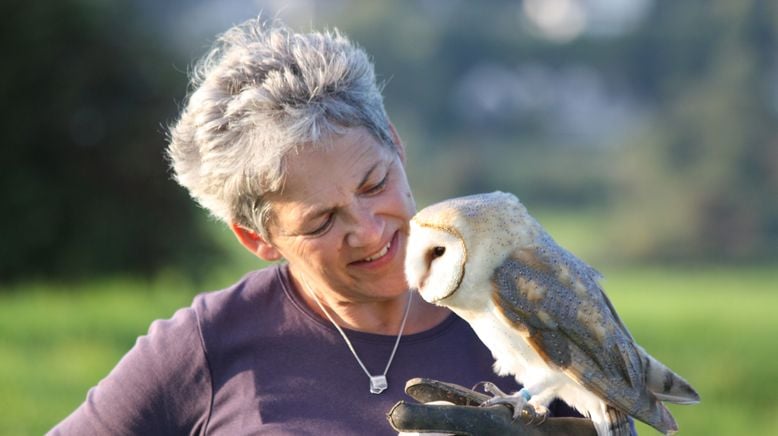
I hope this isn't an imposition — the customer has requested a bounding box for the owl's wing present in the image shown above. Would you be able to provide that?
[491,235,647,412]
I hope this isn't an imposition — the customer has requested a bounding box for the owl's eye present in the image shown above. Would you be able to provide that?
[424,246,447,272]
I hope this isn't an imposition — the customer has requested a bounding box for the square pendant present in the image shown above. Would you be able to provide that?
[369,375,388,394]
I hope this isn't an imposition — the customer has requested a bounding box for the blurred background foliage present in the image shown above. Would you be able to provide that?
[2,0,218,281]
[3,0,777,284]
[2,0,778,434]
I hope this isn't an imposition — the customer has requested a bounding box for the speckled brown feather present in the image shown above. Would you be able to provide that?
[490,243,676,433]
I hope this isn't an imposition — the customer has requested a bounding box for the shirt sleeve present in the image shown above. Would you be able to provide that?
[48,307,212,436]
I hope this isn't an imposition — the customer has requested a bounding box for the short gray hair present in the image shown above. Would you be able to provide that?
[167,18,396,239]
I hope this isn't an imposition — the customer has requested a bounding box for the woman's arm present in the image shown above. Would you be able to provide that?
[48,307,212,436]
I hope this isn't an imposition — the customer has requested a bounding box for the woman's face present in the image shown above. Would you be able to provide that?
[267,126,416,303]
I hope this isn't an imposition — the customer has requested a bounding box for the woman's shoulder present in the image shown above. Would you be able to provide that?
[191,263,289,319]
[186,263,298,352]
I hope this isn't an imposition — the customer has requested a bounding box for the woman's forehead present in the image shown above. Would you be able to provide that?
[284,128,392,185]
[270,128,396,215]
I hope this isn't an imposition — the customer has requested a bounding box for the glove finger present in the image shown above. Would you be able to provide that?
[404,378,490,406]
[387,401,532,436]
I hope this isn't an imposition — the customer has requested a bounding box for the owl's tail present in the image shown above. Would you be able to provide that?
[642,350,700,405]
[632,349,700,434]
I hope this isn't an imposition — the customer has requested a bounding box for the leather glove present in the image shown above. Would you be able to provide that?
[386,378,597,436]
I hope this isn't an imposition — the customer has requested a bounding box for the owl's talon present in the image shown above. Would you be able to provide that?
[534,407,549,425]
[479,388,537,423]
[520,404,549,425]
[478,385,549,426]
[477,381,510,398]
[519,405,534,424]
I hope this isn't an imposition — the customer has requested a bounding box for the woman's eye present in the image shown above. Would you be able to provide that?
[307,214,333,236]
[365,174,388,194]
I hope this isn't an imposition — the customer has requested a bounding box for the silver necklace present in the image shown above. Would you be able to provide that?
[300,276,412,394]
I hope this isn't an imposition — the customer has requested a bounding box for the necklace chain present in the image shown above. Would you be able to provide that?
[300,276,412,394]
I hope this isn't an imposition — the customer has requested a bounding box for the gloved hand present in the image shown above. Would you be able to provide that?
[386,378,596,436]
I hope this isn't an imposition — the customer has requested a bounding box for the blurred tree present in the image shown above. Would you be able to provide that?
[345,0,778,262]
[339,0,622,208]
[208,0,778,263]
[0,1,220,282]
[611,0,778,261]
[3,0,775,282]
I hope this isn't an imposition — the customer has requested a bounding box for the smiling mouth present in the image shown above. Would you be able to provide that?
[362,239,392,262]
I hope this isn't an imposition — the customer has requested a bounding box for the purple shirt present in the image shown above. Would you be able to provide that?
[50,264,579,435]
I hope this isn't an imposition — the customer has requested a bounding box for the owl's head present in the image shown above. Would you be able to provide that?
[405,191,539,309]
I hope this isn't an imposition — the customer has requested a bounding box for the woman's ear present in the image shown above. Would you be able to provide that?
[230,223,282,261]
[388,121,406,163]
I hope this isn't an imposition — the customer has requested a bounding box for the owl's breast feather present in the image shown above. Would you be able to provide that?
[456,300,549,379]
[458,300,610,427]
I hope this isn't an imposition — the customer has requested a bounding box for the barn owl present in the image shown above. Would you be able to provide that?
[405,191,699,436]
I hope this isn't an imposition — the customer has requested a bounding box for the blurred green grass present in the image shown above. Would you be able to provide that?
[602,265,778,435]
[0,273,201,436]
[2,266,776,435]
[2,213,777,435]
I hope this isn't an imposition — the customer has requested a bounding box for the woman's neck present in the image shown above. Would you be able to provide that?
[291,273,449,335]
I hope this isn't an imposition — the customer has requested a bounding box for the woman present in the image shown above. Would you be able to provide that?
[50,19,579,435]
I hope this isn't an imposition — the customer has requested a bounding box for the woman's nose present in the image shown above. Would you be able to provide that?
[345,205,384,248]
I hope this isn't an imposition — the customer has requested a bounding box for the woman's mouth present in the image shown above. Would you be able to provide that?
[362,240,391,262]
[351,232,400,268]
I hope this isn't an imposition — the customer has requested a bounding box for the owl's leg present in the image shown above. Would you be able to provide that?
[478,382,547,424]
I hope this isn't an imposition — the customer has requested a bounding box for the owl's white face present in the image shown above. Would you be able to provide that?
[405,191,530,310]
[405,221,467,303]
